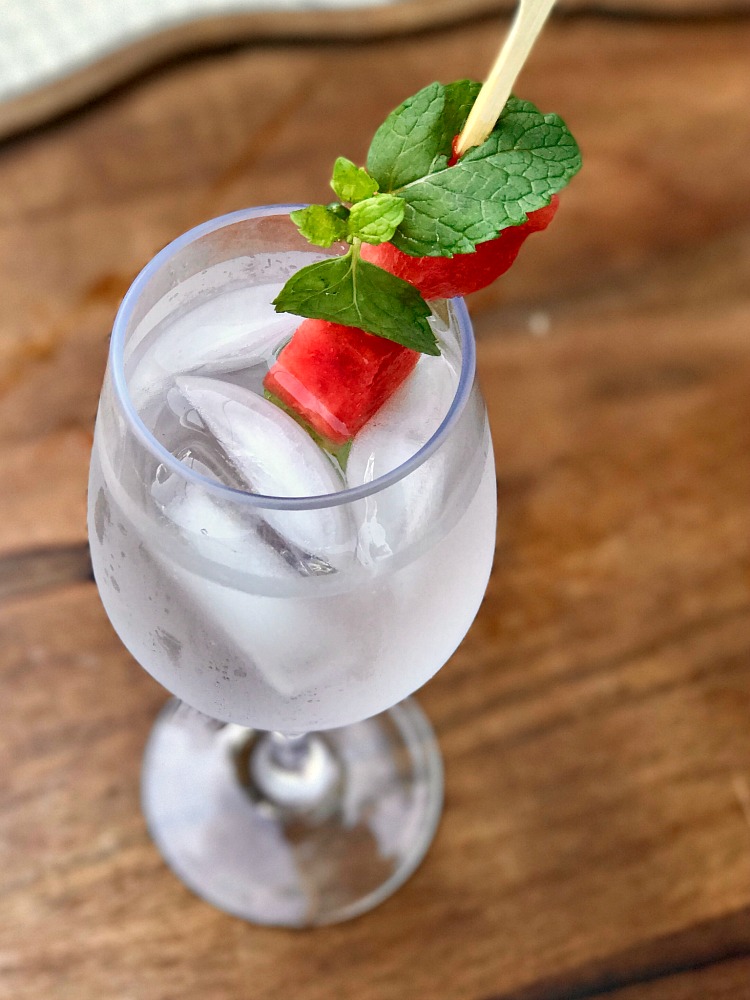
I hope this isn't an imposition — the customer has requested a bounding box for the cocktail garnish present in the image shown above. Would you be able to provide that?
[272,82,581,349]
[264,318,419,453]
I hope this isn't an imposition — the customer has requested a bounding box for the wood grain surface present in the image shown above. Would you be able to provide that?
[1,10,750,1000]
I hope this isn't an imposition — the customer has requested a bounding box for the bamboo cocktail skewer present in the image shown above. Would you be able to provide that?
[455,0,557,156]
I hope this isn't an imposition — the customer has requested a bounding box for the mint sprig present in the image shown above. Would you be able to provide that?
[276,81,582,352]
[290,205,348,248]
[348,195,404,245]
[273,246,437,355]
[290,192,405,249]
[369,91,581,256]
[331,157,379,203]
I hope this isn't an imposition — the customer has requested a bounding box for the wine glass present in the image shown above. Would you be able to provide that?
[88,204,496,926]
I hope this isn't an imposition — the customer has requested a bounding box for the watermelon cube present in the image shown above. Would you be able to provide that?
[361,196,559,300]
[263,319,419,446]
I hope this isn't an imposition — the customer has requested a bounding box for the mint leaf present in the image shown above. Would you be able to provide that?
[290,205,348,248]
[391,96,582,256]
[367,80,480,191]
[348,195,405,245]
[331,157,379,203]
[273,249,438,355]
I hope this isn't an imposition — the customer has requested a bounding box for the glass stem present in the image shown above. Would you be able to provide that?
[268,732,310,770]
[250,730,341,812]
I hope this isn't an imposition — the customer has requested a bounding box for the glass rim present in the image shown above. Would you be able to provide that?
[110,203,477,512]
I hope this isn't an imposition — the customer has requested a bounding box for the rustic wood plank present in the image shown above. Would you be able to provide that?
[1,14,749,1000]
[494,909,750,998]
[586,955,750,1000]
[0,543,91,602]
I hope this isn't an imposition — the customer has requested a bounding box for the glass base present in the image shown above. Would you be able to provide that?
[141,697,443,927]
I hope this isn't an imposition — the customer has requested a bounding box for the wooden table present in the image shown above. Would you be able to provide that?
[2,6,750,999]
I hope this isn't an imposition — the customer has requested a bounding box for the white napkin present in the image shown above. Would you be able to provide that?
[0,0,393,104]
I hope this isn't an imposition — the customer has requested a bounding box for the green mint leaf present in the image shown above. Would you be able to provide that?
[348,194,405,245]
[331,157,379,203]
[391,96,582,256]
[326,201,350,220]
[273,249,438,355]
[290,205,348,248]
[366,80,481,191]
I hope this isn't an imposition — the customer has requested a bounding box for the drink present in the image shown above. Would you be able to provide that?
[89,243,496,733]
[86,206,496,925]
[86,74,580,925]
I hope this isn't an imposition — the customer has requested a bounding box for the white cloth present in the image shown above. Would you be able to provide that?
[0,0,391,103]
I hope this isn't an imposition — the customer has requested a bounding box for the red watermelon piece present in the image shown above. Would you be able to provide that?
[263,319,418,446]
[360,196,559,300]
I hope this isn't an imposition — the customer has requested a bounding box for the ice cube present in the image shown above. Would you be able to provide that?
[346,354,459,562]
[129,282,298,406]
[348,354,459,482]
[157,482,361,698]
[161,476,287,580]
[175,375,355,562]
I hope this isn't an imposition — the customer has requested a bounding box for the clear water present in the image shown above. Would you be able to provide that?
[89,270,497,731]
